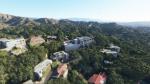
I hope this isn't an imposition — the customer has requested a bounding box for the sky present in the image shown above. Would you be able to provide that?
[0,0,150,22]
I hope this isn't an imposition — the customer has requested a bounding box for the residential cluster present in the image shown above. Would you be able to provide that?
[0,35,121,84]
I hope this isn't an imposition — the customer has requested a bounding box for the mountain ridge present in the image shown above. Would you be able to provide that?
[0,13,150,29]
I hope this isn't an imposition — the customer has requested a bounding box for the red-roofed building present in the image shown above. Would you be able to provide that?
[51,64,68,79]
[88,73,107,84]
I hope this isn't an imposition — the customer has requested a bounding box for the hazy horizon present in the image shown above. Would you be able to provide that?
[0,0,150,22]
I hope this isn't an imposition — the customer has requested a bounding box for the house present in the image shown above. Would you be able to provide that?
[88,73,107,84]
[30,36,45,46]
[51,64,68,79]
[34,59,52,80]
[101,49,118,57]
[109,44,120,53]
[46,36,57,42]
[50,51,69,62]
[64,36,94,51]
[47,36,57,40]
[0,38,26,51]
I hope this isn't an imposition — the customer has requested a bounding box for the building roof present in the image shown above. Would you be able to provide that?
[47,36,57,39]
[76,36,93,41]
[30,36,45,46]
[101,49,117,54]
[53,51,68,57]
[88,73,107,84]
[109,44,120,49]
[34,59,52,74]
[57,64,68,76]
[0,38,25,42]
[64,36,93,44]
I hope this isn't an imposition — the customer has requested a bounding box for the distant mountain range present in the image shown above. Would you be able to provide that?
[0,13,59,29]
[68,18,150,27]
[0,13,150,29]
[118,22,150,27]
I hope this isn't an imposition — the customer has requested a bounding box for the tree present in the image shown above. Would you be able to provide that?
[68,70,87,84]
[107,70,124,84]
[0,65,8,84]
[57,30,64,41]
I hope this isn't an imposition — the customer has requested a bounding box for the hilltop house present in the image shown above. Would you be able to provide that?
[51,64,68,79]
[109,44,120,53]
[30,36,45,46]
[34,59,52,80]
[0,38,26,51]
[88,73,107,84]
[101,44,120,58]
[50,51,69,62]
[64,36,94,51]
[47,35,57,40]
[101,49,118,57]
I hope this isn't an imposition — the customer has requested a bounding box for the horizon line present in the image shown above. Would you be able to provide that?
[0,12,150,23]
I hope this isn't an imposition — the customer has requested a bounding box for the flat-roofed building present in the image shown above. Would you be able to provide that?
[0,38,26,51]
[101,49,118,57]
[64,36,94,51]
[109,44,120,53]
[50,51,69,62]
[34,59,52,80]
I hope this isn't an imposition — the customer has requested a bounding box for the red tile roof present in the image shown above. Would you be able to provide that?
[57,64,68,77]
[88,73,107,84]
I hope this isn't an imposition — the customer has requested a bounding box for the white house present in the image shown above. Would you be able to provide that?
[64,36,94,51]
[0,38,26,51]
[109,44,120,52]
[101,44,120,58]
[34,59,52,80]
[50,51,69,62]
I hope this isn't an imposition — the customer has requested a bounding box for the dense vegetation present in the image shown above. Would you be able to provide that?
[0,20,150,84]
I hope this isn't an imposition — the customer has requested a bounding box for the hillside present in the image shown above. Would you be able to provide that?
[0,13,60,29]
[0,13,150,84]
[118,21,150,27]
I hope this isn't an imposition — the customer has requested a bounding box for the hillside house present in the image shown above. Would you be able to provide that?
[0,38,26,51]
[46,35,57,42]
[88,73,107,84]
[109,44,120,52]
[34,59,52,80]
[51,64,68,79]
[64,36,94,51]
[50,51,69,62]
[101,49,118,57]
